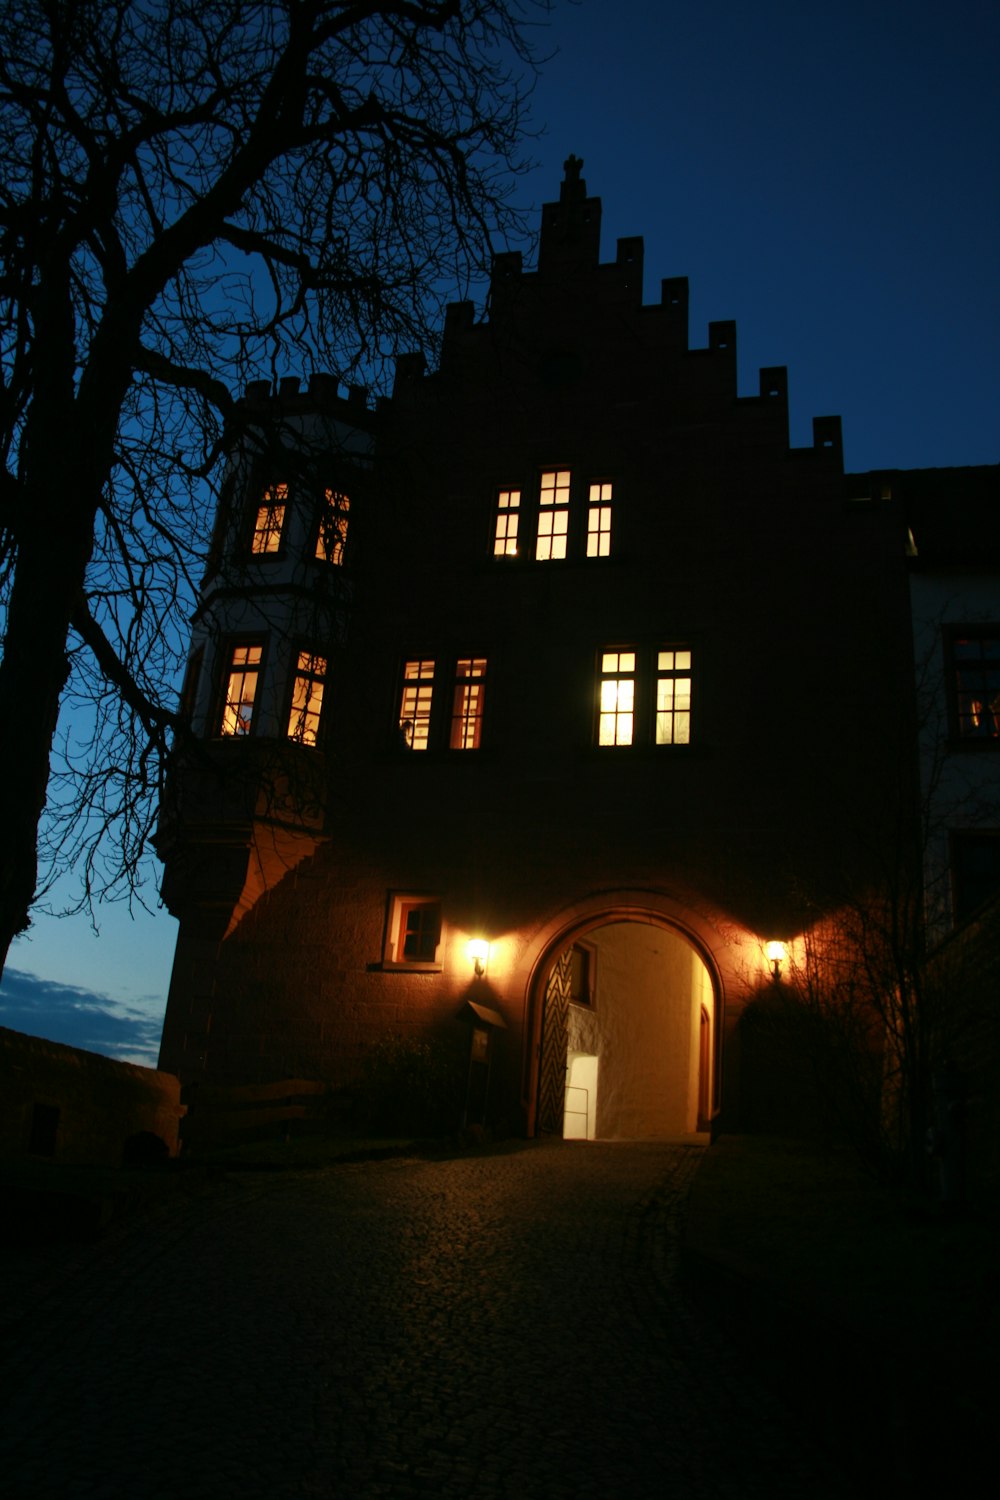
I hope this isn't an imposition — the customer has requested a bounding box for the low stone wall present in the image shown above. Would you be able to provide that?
[0,1026,184,1166]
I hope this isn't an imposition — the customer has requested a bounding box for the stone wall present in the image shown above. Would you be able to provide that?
[0,1027,183,1166]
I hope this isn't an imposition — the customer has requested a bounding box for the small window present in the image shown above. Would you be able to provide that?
[384,895,443,968]
[250,484,287,554]
[655,650,692,745]
[220,643,263,736]
[450,658,487,749]
[316,489,350,565]
[586,482,613,558]
[399,659,435,750]
[598,650,636,746]
[949,630,1000,742]
[570,941,596,1006]
[493,490,520,557]
[287,650,327,746]
[536,470,570,561]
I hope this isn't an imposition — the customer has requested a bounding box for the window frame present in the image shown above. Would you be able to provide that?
[586,481,613,558]
[493,488,521,558]
[248,482,289,558]
[382,894,444,971]
[218,639,266,738]
[449,657,488,750]
[398,658,437,750]
[315,487,351,566]
[285,647,328,747]
[535,469,571,562]
[945,626,1000,747]
[595,642,694,750]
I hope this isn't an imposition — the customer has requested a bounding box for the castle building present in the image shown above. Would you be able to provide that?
[156,159,996,1138]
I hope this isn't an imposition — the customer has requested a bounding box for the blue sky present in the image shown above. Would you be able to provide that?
[3,0,997,1066]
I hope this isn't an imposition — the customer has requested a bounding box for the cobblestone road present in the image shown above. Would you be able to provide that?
[0,1141,853,1498]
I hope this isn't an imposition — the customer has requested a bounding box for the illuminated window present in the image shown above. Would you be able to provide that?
[220,643,263,736]
[586,482,613,557]
[655,650,692,745]
[598,650,636,746]
[536,470,570,561]
[286,650,327,746]
[450,658,487,749]
[949,630,1000,742]
[316,489,350,564]
[493,490,520,556]
[597,645,694,747]
[399,660,435,750]
[384,895,443,967]
[250,484,287,554]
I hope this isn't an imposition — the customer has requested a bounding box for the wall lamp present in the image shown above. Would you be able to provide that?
[765,940,788,980]
[467,938,490,978]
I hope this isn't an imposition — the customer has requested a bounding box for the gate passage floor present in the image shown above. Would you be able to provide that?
[0,1140,852,1498]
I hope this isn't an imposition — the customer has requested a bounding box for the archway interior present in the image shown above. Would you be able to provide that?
[541,920,714,1139]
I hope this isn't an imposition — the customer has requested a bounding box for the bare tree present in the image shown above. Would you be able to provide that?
[0,0,543,969]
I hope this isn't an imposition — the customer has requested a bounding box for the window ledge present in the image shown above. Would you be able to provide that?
[369,961,443,974]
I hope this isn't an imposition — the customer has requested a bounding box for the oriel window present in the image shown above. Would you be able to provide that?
[221,644,263,736]
[250,484,287,554]
[316,489,350,565]
[287,651,327,746]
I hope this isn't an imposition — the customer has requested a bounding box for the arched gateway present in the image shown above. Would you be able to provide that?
[525,909,722,1140]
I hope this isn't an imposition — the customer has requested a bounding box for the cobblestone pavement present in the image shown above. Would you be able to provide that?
[0,1141,854,1498]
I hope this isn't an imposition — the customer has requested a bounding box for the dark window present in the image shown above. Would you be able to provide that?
[951,833,1000,920]
[949,629,1000,742]
[570,942,596,1006]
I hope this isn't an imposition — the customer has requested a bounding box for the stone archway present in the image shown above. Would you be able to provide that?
[535,917,716,1139]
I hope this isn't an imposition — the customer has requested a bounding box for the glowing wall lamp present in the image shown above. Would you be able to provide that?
[467,938,490,978]
[765,940,788,980]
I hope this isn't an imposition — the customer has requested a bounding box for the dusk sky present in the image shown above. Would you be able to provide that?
[3,0,997,1066]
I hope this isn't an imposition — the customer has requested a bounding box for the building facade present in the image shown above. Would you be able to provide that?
[157,159,993,1137]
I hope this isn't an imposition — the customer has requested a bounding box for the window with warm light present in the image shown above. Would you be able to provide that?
[655,650,692,745]
[220,643,263,736]
[250,484,287,554]
[493,490,520,556]
[315,489,350,564]
[536,470,570,560]
[598,650,636,746]
[399,659,435,750]
[586,482,613,557]
[384,895,443,968]
[450,658,487,749]
[948,630,1000,742]
[597,645,693,747]
[286,650,327,746]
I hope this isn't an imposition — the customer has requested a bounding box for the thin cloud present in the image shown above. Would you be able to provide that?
[0,968,163,1067]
